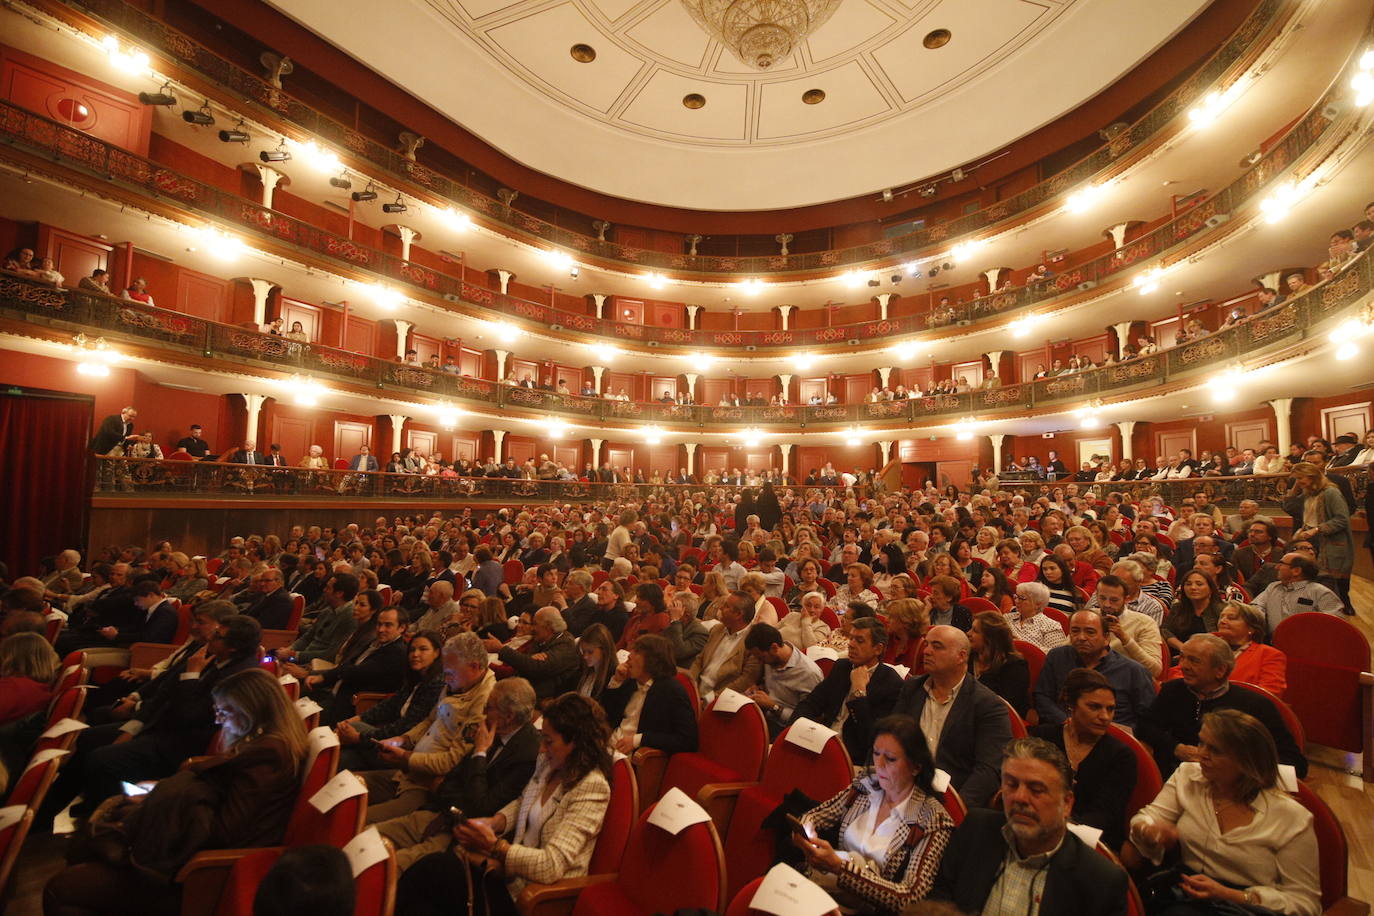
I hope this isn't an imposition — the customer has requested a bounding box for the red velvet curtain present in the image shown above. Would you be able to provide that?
[0,392,93,578]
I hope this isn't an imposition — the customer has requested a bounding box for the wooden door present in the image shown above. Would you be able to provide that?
[605,372,636,398]
[650,377,677,401]
[459,348,484,378]
[799,377,827,403]
[1076,437,1114,469]
[39,226,110,285]
[952,360,983,387]
[506,437,536,467]
[279,299,320,342]
[509,358,538,386]
[745,451,773,471]
[1154,429,1196,464]
[270,414,311,463]
[1225,420,1270,453]
[410,333,441,364]
[744,379,774,403]
[344,317,376,355]
[843,374,871,404]
[936,459,973,489]
[1321,403,1371,441]
[699,448,729,472]
[701,379,732,406]
[334,421,372,459]
[553,445,581,469]
[607,448,634,472]
[407,429,438,459]
[450,432,480,462]
[175,271,229,322]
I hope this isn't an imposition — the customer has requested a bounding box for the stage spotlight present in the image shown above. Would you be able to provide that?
[351,184,378,202]
[329,173,353,190]
[181,102,214,125]
[259,139,291,163]
[382,194,407,214]
[218,119,250,143]
[138,83,176,106]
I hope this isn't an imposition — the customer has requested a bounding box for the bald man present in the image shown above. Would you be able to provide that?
[892,625,1012,807]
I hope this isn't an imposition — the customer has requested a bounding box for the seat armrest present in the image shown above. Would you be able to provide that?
[177,846,285,913]
[260,629,298,651]
[1326,897,1371,916]
[516,873,616,916]
[695,781,755,834]
[631,748,669,811]
[353,692,389,716]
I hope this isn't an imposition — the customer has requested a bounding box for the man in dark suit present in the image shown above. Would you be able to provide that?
[348,445,380,471]
[89,405,138,454]
[791,618,901,763]
[239,567,294,629]
[116,580,180,647]
[311,606,408,724]
[56,562,141,654]
[602,634,699,755]
[227,439,267,465]
[891,625,1012,807]
[929,737,1128,916]
[493,606,580,700]
[376,678,542,871]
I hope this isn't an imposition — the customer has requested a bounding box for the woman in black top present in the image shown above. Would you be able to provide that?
[337,629,446,771]
[968,611,1030,716]
[1028,667,1135,849]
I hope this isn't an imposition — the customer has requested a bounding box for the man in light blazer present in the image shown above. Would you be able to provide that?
[687,591,762,704]
[891,625,1012,808]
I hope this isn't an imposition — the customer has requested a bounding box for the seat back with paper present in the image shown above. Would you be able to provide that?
[725,876,766,916]
[587,755,639,876]
[0,804,35,901]
[301,727,341,800]
[660,695,768,804]
[571,801,725,916]
[722,724,853,901]
[7,749,66,809]
[283,769,367,847]
[37,689,88,753]
[211,832,396,916]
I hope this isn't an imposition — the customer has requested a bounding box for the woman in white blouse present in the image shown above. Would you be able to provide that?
[1127,709,1320,916]
[828,562,880,613]
[795,714,955,914]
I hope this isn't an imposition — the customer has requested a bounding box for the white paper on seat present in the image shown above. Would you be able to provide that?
[804,645,839,662]
[308,659,336,672]
[713,688,754,714]
[931,768,951,794]
[23,748,70,772]
[785,717,836,754]
[309,769,367,813]
[888,664,910,680]
[749,863,839,916]
[647,786,711,835]
[1277,764,1299,793]
[615,649,630,665]
[308,725,339,750]
[294,697,323,719]
[487,653,500,667]
[278,673,299,687]
[41,718,88,739]
[343,826,388,878]
[1066,822,1104,850]
[0,805,26,833]
[46,609,69,622]
[701,618,722,631]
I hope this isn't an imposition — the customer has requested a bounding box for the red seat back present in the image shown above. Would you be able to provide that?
[1271,614,1370,752]
[963,597,999,614]
[1292,781,1348,910]
[725,876,766,916]
[285,770,367,847]
[674,672,701,717]
[207,557,224,577]
[661,698,769,804]
[0,805,35,900]
[765,597,788,622]
[1001,697,1027,738]
[815,657,835,677]
[1230,682,1305,750]
[572,802,726,916]
[286,594,305,630]
[1106,725,1163,821]
[588,756,640,875]
[817,578,836,598]
[334,458,349,470]
[302,727,341,800]
[1013,641,1044,713]
[171,603,192,645]
[939,781,967,825]
[819,607,840,630]
[1043,608,1070,635]
[44,617,63,646]
[352,838,397,916]
[503,559,525,585]
[6,750,67,809]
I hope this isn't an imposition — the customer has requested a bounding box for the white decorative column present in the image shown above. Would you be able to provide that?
[877,367,893,388]
[246,278,277,326]
[590,366,606,393]
[981,267,1008,292]
[495,270,514,295]
[1113,322,1134,359]
[686,305,701,330]
[684,373,699,400]
[388,415,407,455]
[776,374,792,400]
[984,351,1005,376]
[779,442,792,476]
[685,442,698,475]
[393,320,413,359]
[591,294,607,319]
[254,165,284,208]
[778,305,794,330]
[1105,222,1132,250]
[1115,420,1136,461]
[875,294,894,320]
[590,438,603,469]
[494,349,509,381]
[491,429,506,462]
[1269,398,1294,457]
[988,434,1005,473]
[395,226,419,262]
[879,440,894,465]
[1257,271,1283,293]
[240,393,266,444]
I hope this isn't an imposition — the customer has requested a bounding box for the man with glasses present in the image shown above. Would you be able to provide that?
[1250,552,1343,633]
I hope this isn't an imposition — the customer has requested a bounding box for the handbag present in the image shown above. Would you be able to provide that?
[1140,867,1284,916]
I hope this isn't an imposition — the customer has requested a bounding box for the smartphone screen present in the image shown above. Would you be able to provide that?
[122,781,150,796]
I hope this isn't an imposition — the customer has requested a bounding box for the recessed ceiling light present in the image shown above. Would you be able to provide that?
[683,93,706,109]
[802,88,825,105]
[923,29,951,49]
[570,44,596,62]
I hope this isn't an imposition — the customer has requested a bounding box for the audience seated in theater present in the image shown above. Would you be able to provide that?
[925,575,972,632]
[307,603,408,725]
[778,590,833,651]
[662,589,709,666]
[791,617,903,764]
[45,667,308,916]
[1028,667,1135,850]
[1162,569,1225,660]
[1139,634,1306,780]
[359,631,495,824]
[688,589,763,704]
[742,622,824,736]
[394,692,613,915]
[337,629,446,771]
[794,714,955,913]
[55,561,139,654]
[0,632,59,773]
[571,623,617,703]
[929,737,1128,916]
[1165,601,1287,699]
[286,572,361,665]
[1285,461,1355,613]
[1127,709,1320,916]
[601,633,698,755]
[968,611,1031,718]
[43,613,263,825]
[1250,552,1344,633]
[237,566,293,629]
[892,625,1013,807]
[376,677,540,872]
[617,581,671,648]
[1008,581,1070,653]
[1034,609,1156,729]
[489,605,579,702]
[1084,569,1165,677]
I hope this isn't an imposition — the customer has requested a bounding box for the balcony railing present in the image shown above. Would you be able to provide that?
[3,246,1370,430]
[91,457,872,503]
[56,0,1292,275]
[995,466,1368,512]
[0,79,1343,353]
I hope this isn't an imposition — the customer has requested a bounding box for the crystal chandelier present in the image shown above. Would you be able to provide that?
[680,0,843,70]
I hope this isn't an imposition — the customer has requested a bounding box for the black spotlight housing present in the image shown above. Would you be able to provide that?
[138,84,177,106]
[329,173,352,190]
[351,184,378,202]
[259,139,291,163]
[218,119,249,143]
[382,194,407,214]
[182,107,214,126]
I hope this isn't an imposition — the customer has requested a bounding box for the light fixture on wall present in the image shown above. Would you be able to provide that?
[329,172,353,190]
[953,416,976,441]
[137,82,177,107]
[351,183,379,203]
[259,139,291,163]
[1074,399,1105,429]
[436,401,462,429]
[288,374,325,407]
[382,193,408,214]
[102,36,150,73]
[72,333,119,376]
[181,101,214,126]
[218,119,250,144]
[643,426,663,445]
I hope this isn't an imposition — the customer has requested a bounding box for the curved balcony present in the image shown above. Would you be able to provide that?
[4,247,1370,431]
[62,0,1295,276]
[0,78,1348,355]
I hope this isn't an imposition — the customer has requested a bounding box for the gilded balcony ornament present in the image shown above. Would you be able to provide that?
[1180,337,1227,364]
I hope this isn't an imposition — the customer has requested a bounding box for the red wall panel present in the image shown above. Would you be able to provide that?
[0,44,151,155]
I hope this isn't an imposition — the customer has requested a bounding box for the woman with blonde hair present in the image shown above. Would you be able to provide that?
[0,632,59,724]
[165,553,210,601]
[971,526,1000,565]
[699,568,731,621]
[829,562,879,612]
[1287,461,1354,613]
[882,597,929,669]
